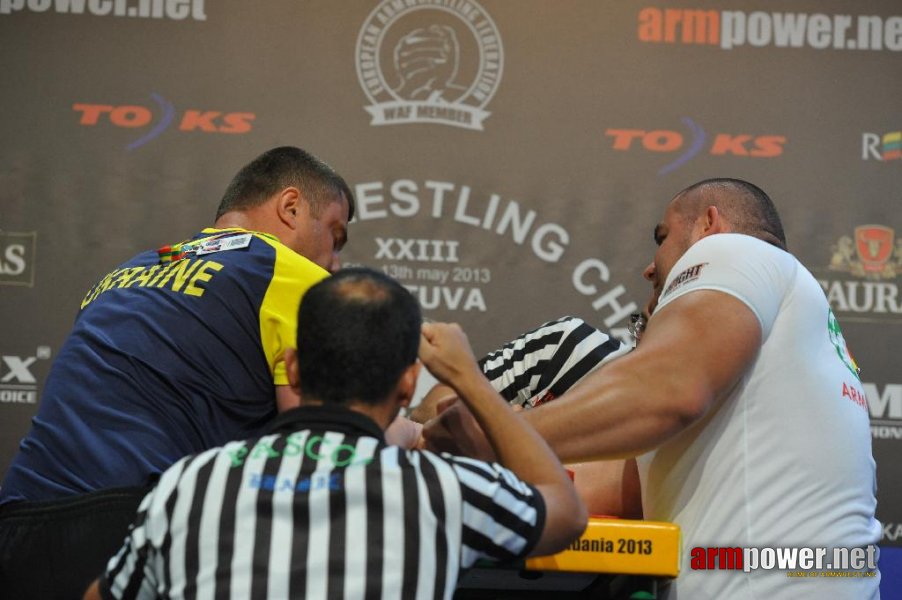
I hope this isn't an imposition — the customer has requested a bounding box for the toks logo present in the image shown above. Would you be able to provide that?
[355,0,503,131]
[0,231,36,287]
[861,131,901,162]
[73,93,255,150]
[606,117,785,175]
[820,225,902,320]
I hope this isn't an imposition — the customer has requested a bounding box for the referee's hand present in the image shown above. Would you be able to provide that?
[418,322,482,386]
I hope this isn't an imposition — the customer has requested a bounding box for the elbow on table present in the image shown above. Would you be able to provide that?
[539,489,589,556]
[565,499,590,542]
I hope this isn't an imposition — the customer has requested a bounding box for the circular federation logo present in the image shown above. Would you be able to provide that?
[355,0,503,131]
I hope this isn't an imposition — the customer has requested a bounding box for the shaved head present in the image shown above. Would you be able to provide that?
[674,178,787,250]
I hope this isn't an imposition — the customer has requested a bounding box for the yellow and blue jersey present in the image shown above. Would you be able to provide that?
[1,228,329,503]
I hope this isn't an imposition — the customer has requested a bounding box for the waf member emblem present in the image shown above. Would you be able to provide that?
[355,0,503,130]
[829,225,902,280]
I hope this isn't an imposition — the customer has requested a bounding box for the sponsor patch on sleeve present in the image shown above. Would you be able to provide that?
[196,233,252,256]
[662,262,708,299]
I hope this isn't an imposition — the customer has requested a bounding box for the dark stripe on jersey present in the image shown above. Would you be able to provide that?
[214,441,251,599]
[106,501,150,582]
[288,438,320,597]
[548,336,623,398]
[495,361,550,402]
[461,525,519,562]
[450,460,534,504]
[160,466,183,596]
[250,436,288,600]
[119,548,151,600]
[363,449,384,600]
[480,331,564,384]
[326,438,351,600]
[535,320,596,392]
[419,453,449,599]
[182,455,217,600]
[398,451,421,599]
[459,479,535,538]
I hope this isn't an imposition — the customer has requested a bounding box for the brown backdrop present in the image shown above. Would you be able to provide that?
[2,0,900,587]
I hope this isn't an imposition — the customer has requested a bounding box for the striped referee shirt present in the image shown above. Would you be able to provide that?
[479,316,630,409]
[99,404,545,600]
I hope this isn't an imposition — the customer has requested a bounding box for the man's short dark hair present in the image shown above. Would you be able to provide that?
[679,177,787,250]
[215,146,355,221]
[296,267,421,406]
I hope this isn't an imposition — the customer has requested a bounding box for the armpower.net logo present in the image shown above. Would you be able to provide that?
[637,8,902,52]
[691,545,878,576]
[1,0,206,20]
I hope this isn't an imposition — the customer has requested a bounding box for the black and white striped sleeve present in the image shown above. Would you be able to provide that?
[443,455,546,568]
[478,316,630,408]
[97,491,157,600]
[98,456,192,600]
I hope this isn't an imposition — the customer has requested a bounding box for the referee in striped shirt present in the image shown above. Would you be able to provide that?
[411,315,632,423]
[84,267,587,600]
[412,317,642,518]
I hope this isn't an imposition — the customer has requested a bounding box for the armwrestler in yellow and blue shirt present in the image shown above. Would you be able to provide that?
[2,228,328,503]
[0,146,353,600]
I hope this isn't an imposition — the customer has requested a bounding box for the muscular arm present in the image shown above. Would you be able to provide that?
[524,290,762,463]
[420,323,588,557]
[421,316,641,517]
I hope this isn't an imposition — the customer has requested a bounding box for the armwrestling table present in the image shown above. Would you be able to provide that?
[455,517,680,599]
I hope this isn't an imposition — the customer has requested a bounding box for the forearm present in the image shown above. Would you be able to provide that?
[523,353,702,463]
[523,292,761,463]
[451,366,574,489]
[419,321,588,554]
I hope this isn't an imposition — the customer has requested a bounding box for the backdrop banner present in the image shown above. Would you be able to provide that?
[1,0,899,588]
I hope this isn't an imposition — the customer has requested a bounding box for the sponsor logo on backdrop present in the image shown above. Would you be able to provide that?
[355,0,503,131]
[820,225,902,322]
[0,231,36,287]
[352,179,639,340]
[1,0,207,20]
[867,382,902,440]
[862,131,901,161]
[637,8,902,51]
[606,118,785,175]
[830,226,902,279]
[885,523,902,542]
[0,346,50,405]
[73,94,255,150]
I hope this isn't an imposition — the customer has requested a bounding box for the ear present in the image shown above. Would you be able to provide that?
[276,187,303,229]
[397,362,422,409]
[284,347,301,393]
[699,205,727,238]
